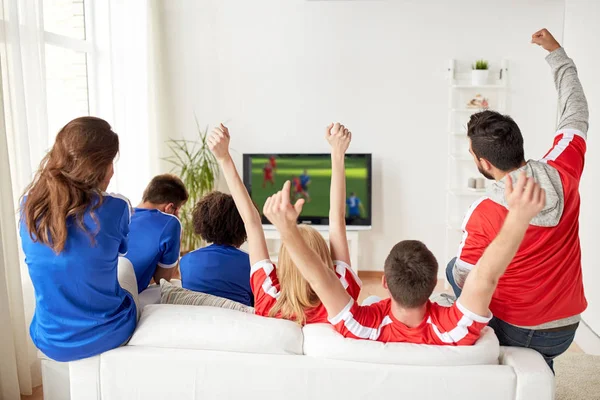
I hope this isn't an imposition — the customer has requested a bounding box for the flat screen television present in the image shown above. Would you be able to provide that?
[243,154,372,228]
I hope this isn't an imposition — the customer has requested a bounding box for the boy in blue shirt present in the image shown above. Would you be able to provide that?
[180,191,253,306]
[126,174,189,293]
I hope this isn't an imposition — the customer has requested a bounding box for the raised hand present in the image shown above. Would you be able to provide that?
[531,28,560,53]
[325,122,352,155]
[208,123,231,161]
[263,181,304,231]
[505,172,546,222]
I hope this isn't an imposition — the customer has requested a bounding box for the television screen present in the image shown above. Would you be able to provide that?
[243,154,372,228]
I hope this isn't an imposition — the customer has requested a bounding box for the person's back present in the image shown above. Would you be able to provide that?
[448,29,588,371]
[126,174,188,293]
[179,191,253,306]
[458,157,585,326]
[20,117,137,362]
[22,194,136,361]
[181,244,252,306]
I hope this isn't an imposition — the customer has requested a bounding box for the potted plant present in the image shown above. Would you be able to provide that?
[472,59,489,85]
[163,116,219,253]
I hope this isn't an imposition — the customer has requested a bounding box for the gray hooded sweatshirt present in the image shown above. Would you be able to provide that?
[452,47,589,330]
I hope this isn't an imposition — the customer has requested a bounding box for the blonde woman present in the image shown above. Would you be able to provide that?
[207,123,361,325]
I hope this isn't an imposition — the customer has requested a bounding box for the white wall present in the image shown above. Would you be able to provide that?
[563,0,600,335]
[155,0,564,271]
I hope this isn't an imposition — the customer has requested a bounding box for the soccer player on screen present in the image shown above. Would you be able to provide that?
[346,192,364,218]
[269,155,277,177]
[299,169,312,202]
[291,175,308,202]
[262,163,275,188]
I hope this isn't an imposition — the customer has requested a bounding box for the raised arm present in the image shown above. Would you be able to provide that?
[208,124,269,265]
[264,181,351,317]
[327,123,352,265]
[459,172,546,318]
[532,28,589,134]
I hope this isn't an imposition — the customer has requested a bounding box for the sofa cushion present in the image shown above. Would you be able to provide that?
[129,304,303,355]
[302,324,499,366]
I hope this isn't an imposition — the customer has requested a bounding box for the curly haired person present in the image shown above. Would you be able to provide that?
[179,191,254,307]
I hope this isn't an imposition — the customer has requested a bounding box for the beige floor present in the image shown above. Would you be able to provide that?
[19,274,583,400]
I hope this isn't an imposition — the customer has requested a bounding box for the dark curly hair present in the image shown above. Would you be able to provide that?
[192,191,247,247]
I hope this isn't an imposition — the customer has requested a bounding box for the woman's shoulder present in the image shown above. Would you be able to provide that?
[101,192,133,216]
[102,192,131,208]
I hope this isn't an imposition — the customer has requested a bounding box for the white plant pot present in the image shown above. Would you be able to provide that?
[472,69,489,86]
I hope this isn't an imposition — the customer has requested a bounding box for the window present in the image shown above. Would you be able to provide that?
[43,0,92,140]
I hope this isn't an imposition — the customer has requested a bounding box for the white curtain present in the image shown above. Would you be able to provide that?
[0,0,47,397]
[94,0,167,203]
[0,0,164,396]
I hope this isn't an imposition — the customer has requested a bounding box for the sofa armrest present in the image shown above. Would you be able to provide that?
[499,346,555,400]
[69,355,101,400]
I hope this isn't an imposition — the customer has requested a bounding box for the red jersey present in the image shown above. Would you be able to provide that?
[293,177,303,192]
[457,130,587,326]
[269,156,277,169]
[263,165,273,179]
[251,260,362,325]
[330,298,490,345]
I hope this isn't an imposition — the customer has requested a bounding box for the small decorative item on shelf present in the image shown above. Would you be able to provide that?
[466,94,489,109]
[467,177,486,191]
[472,59,489,85]
[476,177,486,190]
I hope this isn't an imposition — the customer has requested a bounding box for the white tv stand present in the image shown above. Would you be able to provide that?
[262,225,368,273]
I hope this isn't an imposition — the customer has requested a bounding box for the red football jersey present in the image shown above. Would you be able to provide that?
[251,260,362,325]
[456,130,587,326]
[330,298,490,345]
[263,165,273,179]
[293,177,303,192]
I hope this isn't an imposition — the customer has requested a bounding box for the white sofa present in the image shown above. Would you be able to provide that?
[59,304,554,400]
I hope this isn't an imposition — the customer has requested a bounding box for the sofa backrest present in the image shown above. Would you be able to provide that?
[302,324,500,366]
[130,304,500,366]
[129,304,303,355]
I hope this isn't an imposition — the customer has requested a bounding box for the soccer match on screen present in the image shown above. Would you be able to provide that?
[246,154,370,222]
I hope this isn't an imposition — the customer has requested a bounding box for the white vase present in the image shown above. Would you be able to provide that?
[471,70,489,86]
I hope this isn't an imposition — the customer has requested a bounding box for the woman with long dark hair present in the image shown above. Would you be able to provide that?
[20,116,138,362]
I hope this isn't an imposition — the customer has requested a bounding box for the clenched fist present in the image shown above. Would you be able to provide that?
[531,28,561,53]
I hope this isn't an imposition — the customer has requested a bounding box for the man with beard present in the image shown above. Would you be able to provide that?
[446,28,589,373]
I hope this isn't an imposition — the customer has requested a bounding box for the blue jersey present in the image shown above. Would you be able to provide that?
[347,196,361,217]
[20,193,137,362]
[300,174,310,188]
[126,208,181,293]
[180,244,253,306]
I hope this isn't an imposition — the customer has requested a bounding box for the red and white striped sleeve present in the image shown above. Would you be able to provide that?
[250,260,280,316]
[428,301,492,346]
[333,260,362,300]
[454,198,496,288]
[329,299,390,340]
[541,130,587,180]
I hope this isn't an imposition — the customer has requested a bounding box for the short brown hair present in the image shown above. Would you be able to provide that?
[467,110,525,171]
[384,240,438,308]
[142,174,188,208]
[192,191,247,247]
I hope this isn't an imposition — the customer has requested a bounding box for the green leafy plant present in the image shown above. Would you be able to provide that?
[472,59,489,70]
[163,116,219,253]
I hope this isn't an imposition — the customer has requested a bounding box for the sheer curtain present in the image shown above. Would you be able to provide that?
[93,0,167,203]
[0,0,47,397]
[0,0,164,396]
